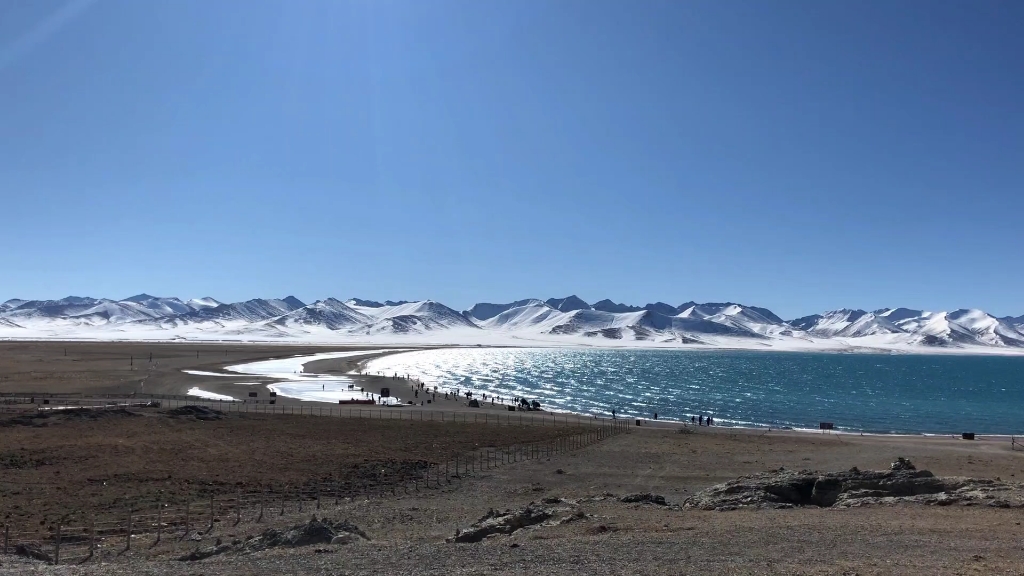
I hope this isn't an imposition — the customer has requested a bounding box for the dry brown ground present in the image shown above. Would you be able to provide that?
[0,341,499,411]
[2,425,1022,575]
[3,342,1024,574]
[0,408,584,532]
[0,341,413,399]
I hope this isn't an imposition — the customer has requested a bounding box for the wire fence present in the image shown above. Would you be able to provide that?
[1,406,631,564]
[0,393,614,428]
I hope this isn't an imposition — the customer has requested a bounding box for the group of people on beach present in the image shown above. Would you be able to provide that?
[610,405,716,424]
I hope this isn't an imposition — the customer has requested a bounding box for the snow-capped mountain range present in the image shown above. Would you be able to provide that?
[1,294,1022,354]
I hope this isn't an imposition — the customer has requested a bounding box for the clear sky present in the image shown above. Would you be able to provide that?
[1,0,1021,319]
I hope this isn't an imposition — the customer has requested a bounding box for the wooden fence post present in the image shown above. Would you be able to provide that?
[89,519,95,557]
[157,504,163,542]
[236,490,242,525]
[316,484,321,510]
[258,492,264,523]
[126,507,132,551]
[3,524,7,555]
[183,500,190,540]
[54,523,61,565]
[209,495,215,532]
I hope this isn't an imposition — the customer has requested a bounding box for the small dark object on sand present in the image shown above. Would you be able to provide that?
[14,543,53,563]
[891,457,916,471]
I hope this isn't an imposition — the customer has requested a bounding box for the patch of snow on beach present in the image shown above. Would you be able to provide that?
[224,349,409,404]
[186,387,237,401]
[182,370,238,377]
[224,349,403,377]
[267,382,401,405]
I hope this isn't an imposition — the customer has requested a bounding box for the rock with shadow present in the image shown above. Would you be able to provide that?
[685,458,1022,511]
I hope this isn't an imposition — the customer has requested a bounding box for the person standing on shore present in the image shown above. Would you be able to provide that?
[691,415,696,425]
[699,415,704,426]
[612,409,616,420]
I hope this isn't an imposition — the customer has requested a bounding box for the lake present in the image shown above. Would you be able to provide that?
[363,348,1024,435]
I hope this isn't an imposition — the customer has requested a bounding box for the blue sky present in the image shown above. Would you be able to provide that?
[1,0,1021,319]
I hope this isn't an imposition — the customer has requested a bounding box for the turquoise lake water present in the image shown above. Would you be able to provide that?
[363,348,1024,435]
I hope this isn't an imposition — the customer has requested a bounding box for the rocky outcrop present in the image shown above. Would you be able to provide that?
[178,517,370,561]
[449,505,552,543]
[685,460,1020,511]
[245,517,370,550]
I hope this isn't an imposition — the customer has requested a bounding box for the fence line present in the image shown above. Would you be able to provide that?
[1,417,630,564]
[1,393,621,428]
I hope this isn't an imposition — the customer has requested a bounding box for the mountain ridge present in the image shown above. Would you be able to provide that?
[1,294,1021,351]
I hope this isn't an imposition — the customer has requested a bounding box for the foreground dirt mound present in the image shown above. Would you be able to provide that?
[686,459,1020,511]
[0,408,137,428]
[164,405,225,420]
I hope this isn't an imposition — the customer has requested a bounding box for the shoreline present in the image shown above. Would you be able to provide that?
[334,347,1024,440]
[3,339,1015,440]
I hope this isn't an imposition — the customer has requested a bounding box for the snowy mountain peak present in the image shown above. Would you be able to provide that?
[0,299,25,312]
[345,298,384,308]
[187,297,221,309]
[545,295,591,313]
[876,307,925,323]
[59,296,100,305]
[271,298,370,331]
[591,299,643,313]
[642,302,678,316]
[281,296,306,310]
[788,309,877,336]
[465,299,547,321]
[123,293,157,303]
